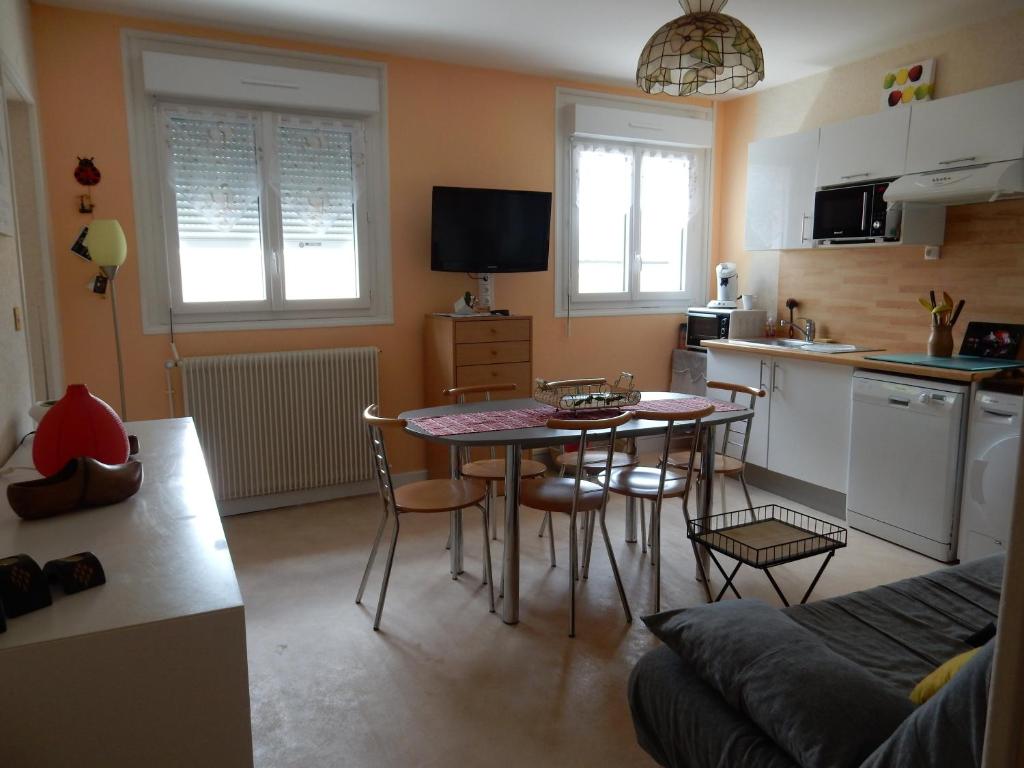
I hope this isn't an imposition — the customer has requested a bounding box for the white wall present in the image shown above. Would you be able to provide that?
[0,0,36,459]
[0,0,34,98]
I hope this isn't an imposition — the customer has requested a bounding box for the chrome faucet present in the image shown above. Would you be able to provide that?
[782,317,816,342]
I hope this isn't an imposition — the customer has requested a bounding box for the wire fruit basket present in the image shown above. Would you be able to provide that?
[533,372,641,413]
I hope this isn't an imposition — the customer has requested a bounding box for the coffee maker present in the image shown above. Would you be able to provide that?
[708,262,739,309]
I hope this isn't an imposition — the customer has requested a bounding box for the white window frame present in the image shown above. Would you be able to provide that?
[122,31,392,333]
[555,88,713,317]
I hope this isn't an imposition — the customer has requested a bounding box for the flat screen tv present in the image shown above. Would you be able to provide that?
[431,186,552,273]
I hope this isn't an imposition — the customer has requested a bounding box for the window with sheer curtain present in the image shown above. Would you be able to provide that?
[159,104,369,317]
[569,139,705,310]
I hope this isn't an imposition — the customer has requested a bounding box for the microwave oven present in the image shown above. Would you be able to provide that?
[686,308,768,350]
[813,180,903,245]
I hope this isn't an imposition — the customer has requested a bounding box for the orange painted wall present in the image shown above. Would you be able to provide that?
[31,5,708,473]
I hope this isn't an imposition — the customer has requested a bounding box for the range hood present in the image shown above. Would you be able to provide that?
[884,159,1024,205]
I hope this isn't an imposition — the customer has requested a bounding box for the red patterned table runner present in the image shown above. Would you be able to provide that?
[411,396,744,437]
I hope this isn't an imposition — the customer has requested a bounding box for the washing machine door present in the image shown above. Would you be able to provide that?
[961,393,1022,561]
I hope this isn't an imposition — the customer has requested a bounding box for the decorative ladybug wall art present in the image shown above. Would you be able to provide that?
[74,157,101,186]
[74,157,101,213]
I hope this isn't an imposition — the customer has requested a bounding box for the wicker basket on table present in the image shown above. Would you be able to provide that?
[533,372,641,413]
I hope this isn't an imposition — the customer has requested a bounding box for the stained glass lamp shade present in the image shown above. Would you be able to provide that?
[637,0,764,97]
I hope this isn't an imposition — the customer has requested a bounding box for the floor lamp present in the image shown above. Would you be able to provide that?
[73,220,128,420]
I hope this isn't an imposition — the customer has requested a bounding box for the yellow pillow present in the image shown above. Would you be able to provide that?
[910,647,981,705]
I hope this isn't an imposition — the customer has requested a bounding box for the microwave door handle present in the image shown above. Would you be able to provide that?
[861,191,869,232]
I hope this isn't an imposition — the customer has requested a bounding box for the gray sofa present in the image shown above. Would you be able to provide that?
[628,554,1003,768]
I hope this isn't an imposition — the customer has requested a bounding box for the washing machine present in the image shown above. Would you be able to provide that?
[958,389,1023,562]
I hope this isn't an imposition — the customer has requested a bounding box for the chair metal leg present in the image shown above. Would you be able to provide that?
[372,514,401,631]
[547,509,556,567]
[538,511,550,538]
[481,505,495,613]
[682,496,714,603]
[601,506,632,624]
[639,498,648,555]
[489,482,498,540]
[719,473,728,514]
[654,498,662,611]
[569,509,578,637]
[482,498,490,586]
[356,504,389,604]
[739,473,757,522]
[582,508,597,579]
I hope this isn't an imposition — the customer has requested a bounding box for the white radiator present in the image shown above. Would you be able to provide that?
[182,347,379,503]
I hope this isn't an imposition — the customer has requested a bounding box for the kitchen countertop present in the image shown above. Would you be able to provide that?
[702,339,1015,383]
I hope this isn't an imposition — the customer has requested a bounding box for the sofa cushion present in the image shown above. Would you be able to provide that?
[910,647,981,704]
[645,599,914,768]
[861,641,994,768]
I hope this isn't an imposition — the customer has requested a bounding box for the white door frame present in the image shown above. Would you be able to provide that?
[1,55,64,400]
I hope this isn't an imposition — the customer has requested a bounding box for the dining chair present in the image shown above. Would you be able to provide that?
[443,383,547,543]
[356,405,494,631]
[537,377,639,562]
[664,381,766,517]
[519,411,633,638]
[601,404,715,611]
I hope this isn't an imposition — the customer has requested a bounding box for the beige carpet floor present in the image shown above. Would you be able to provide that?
[223,479,937,768]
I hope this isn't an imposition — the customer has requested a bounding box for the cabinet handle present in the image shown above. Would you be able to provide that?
[771,362,780,393]
[840,172,870,180]
[938,156,977,166]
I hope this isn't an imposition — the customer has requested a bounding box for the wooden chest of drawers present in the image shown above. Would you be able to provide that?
[423,314,533,478]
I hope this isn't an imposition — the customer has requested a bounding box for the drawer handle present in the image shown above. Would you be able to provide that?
[938,156,977,165]
[840,172,870,180]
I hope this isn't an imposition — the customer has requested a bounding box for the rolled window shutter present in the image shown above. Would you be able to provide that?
[162,107,261,240]
[276,115,356,246]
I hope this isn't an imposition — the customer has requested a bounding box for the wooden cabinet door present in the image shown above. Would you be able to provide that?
[817,109,910,187]
[706,350,771,467]
[906,80,1024,173]
[744,129,819,251]
[766,358,852,492]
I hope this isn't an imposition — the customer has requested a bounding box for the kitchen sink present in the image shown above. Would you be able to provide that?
[730,339,883,354]
[732,338,810,349]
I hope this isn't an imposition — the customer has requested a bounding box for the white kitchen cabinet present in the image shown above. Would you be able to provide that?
[817,109,910,187]
[706,350,771,467]
[707,350,852,492]
[744,129,819,251]
[906,79,1024,173]
[766,358,852,493]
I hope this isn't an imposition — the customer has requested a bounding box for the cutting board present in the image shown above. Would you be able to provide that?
[863,353,1024,372]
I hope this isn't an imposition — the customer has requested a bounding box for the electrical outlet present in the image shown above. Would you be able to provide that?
[924,246,941,261]
[12,306,22,332]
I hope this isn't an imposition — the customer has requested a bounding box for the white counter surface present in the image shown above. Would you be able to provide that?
[0,417,243,647]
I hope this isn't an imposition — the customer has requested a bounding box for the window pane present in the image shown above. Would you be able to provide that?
[638,150,692,293]
[164,110,266,303]
[278,118,359,301]
[575,145,632,294]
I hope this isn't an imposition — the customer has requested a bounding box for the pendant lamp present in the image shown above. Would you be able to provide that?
[637,0,764,97]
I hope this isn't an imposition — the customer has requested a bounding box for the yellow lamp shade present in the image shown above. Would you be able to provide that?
[83,220,127,268]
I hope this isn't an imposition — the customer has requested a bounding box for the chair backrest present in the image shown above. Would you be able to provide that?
[635,403,716,508]
[707,380,766,464]
[442,382,517,405]
[363,404,406,512]
[442,383,519,467]
[546,411,633,517]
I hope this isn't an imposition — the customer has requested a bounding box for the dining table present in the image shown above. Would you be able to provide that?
[400,391,754,625]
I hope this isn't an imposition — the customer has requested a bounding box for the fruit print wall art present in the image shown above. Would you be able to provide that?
[881,58,935,109]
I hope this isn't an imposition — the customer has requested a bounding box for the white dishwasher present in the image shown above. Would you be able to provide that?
[847,371,969,561]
